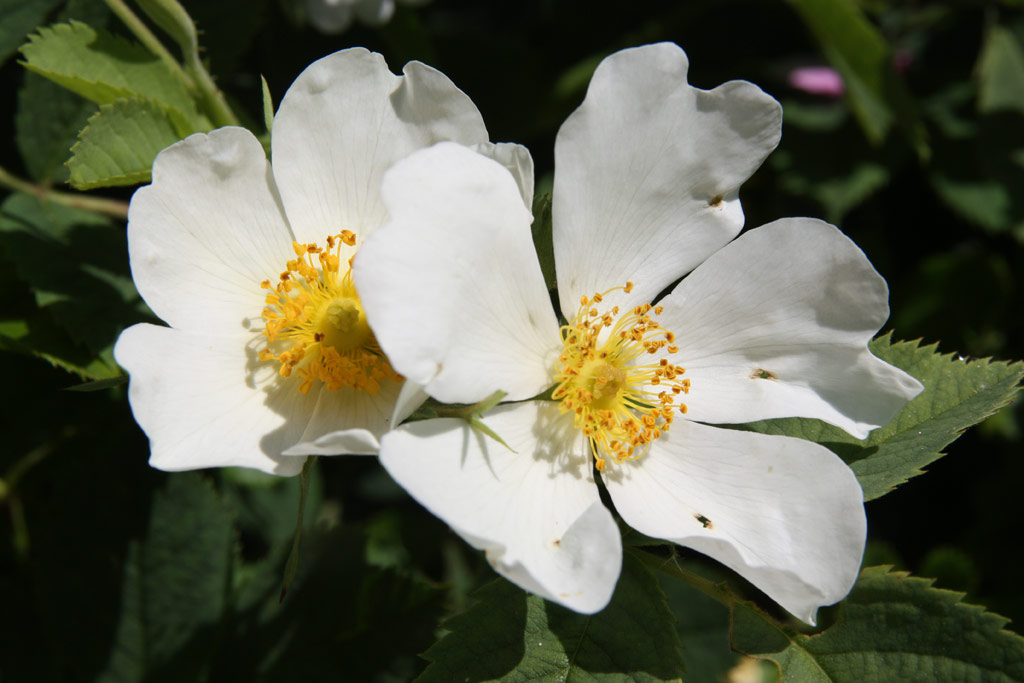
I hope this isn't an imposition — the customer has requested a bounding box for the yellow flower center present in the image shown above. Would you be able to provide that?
[258,230,399,395]
[551,282,690,472]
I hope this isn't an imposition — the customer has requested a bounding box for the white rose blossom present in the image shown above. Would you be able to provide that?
[352,43,924,622]
[114,48,516,475]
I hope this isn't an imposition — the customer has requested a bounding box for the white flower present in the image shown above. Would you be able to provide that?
[352,43,924,621]
[114,48,497,475]
[305,0,430,34]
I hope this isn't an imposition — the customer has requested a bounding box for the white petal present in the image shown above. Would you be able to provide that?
[128,128,294,336]
[553,42,782,316]
[114,323,318,475]
[283,377,405,456]
[604,420,866,624]
[271,49,489,247]
[354,142,560,404]
[283,428,379,456]
[379,402,622,613]
[471,141,535,211]
[661,218,923,438]
[391,379,428,425]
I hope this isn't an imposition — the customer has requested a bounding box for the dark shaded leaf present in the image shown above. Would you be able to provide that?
[418,553,684,682]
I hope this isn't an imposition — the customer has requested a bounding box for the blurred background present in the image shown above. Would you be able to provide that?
[1,0,1022,680]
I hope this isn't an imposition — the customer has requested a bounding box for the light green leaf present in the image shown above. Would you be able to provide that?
[260,74,274,134]
[15,71,97,183]
[786,0,929,159]
[0,0,62,65]
[99,473,236,682]
[418,553,684,682]
[0,192,147,365]
[19,20,206,131]
[732,566,1024,681]
[977,24,1024,115]
[739,334,1024,501]
[531,192,556,291]
[68,97,183,189]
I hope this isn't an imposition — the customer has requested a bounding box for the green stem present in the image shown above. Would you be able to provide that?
[0,167,129,219]
[280,456,316,602]
[441,389,508,420]
[1,428,76,562]
[183,49,239,127]
[103,0,195,90]
[8,496,30,560]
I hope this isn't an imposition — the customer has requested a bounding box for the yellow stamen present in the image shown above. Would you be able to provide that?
[259,232,399,395]
[551,283,689,469]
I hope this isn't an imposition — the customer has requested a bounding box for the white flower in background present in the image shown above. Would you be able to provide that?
[353,43,924,621]
[114,48,497,475]
[305,0,431,34]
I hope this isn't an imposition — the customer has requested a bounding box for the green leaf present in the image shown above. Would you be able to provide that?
[0,192,148,365]
[99,472,236,682]
[977,24,1024,115]
[63,374,128,391]
[19,20,206,131]
[924,37,1024,241]
[927,108,1024,240]
[732,566,1024,681]
[215,525,446,682]
[739,335,1024,500]
[531,192,556,291]
[0,0,63,65]
[15,71,97,183]
[657,573,740,682]
[68,97,184,189]
[786,0,929,159]
[418,553,684,682]
[260,74,273,134]
[0,311,122,379]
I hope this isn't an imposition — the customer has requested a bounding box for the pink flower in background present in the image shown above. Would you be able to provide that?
[788,65,845,97]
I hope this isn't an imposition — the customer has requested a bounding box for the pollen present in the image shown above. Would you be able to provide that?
[258,231,399,395]
[551,283,689,471]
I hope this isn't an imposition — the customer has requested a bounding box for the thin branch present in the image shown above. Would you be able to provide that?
[102,0,196,90]
[183,50,239,128]
[0,167,129,220]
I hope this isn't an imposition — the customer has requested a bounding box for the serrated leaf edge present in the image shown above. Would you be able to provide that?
[731,564,1024,681]
[19,21,201,132]
[66,97,186,189]
[861,334,1024,496]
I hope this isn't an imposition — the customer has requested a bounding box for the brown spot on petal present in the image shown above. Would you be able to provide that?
[709,194,724,207]
[751,368,778,381]
[695,513,713,530]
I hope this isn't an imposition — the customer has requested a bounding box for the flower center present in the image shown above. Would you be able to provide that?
[258,230,399,395]
[551,282,690,472]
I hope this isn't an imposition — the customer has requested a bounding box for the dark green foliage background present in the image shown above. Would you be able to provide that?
[2,0,1023,680]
